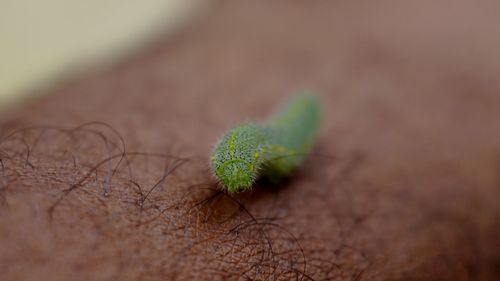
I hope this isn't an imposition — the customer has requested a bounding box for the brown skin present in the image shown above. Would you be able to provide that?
[1,1,500,280]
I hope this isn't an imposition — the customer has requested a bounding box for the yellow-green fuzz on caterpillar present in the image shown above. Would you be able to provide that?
[210,93,321,193]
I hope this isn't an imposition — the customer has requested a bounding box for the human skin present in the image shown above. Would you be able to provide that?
[1,1,499,280]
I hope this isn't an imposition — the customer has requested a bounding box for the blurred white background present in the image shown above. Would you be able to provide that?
[0,0,206,109]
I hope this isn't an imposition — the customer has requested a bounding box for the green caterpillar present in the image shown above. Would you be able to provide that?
[210,93,321,193]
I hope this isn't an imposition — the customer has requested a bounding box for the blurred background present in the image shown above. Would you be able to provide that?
[0,0,206,111]
[3,0,500,113]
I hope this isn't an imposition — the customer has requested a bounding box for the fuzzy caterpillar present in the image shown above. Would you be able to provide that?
[210,93,321,193]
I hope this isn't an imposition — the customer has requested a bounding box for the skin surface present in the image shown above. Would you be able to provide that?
[211,94,320,192]
[1,1,500,281]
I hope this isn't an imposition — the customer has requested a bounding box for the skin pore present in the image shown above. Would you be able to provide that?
[1,1,499,280]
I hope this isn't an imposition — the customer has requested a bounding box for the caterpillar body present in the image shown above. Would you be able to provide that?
[210,93,321,193]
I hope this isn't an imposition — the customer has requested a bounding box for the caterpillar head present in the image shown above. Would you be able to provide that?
[215,159,254,193]
[210,124,265,193]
